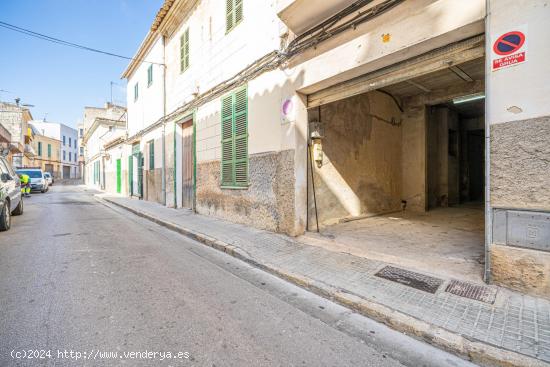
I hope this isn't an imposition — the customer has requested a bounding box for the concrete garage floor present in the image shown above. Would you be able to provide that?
[300,203,485,283]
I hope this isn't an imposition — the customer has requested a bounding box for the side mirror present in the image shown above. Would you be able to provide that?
[1,173,11,182]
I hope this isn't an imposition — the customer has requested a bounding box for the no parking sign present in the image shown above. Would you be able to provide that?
[491,26,528,71]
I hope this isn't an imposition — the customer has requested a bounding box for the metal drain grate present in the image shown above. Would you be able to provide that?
[375,266,443,293]
[445,279,497,304]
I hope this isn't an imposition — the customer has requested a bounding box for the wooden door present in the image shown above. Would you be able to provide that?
[181,120,193,209]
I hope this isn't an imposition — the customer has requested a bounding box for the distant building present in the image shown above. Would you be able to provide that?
[30,120,79,179]
[80,103,126,191]
[29,123,62,178]
[0,122,13,162]
[0,100,35,167]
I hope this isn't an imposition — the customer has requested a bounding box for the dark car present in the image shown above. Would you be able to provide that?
[0,156,23,231]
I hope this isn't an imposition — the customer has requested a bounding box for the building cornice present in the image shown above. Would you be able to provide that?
[81,118,126,146]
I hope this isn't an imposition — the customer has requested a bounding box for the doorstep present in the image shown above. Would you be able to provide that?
[96,193,550,367]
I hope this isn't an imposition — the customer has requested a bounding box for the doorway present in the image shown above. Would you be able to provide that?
[116,159,121,194]
[303,57,486,282]
[180,119,194,209]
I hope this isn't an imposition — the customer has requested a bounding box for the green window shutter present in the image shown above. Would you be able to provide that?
[180,28,190,72]
[235,0,243,25]
[38,142,42,156]
[233,87,248,186]
[134,83,139,101]
[226,0,243,33]
[47,144,51,157]
[149,140,155,170]
[226,0,234,32]
[221,94,234,186]
[221,86,248,187]
[147,65,153,86]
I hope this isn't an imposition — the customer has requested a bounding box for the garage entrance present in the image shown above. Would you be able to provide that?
[304,37,486,282]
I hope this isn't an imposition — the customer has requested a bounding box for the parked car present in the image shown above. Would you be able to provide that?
[0,156,24,231]
[44,172,53,186]
[15,168,49,193]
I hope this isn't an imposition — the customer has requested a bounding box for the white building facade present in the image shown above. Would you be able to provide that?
[31,121,80,178]
[81,104,127,191]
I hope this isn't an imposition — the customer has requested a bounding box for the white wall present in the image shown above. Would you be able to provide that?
[487,0,550,125]
[164,0,281,113]
[126,36,165,137]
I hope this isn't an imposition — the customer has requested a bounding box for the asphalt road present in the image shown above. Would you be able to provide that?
[0,185,476,367]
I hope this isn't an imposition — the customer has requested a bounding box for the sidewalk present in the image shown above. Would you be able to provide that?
[97,194,550,367]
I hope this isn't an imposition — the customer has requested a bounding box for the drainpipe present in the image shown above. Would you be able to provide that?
[161,35,167,206]
[483,0,492,283]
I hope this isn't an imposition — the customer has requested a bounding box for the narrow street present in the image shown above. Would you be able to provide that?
[0,184,464,367]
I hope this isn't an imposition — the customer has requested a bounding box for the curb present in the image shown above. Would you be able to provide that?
[99,196,548,367]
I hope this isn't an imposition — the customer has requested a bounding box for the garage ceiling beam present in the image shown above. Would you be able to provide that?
[404,79,484,107]
[449,65,474,82]
[307,34,485,108]
[406,80,431,93]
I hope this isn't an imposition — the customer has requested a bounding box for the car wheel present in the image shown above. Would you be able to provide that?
[12,197,23,216]
[41,189,45,193]
[0,201,11,231]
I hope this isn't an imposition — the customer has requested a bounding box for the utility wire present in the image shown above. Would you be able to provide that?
[0,20,164,66]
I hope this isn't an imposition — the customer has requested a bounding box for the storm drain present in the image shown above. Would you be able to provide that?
[375,266,443,293]
[445,279,497,304]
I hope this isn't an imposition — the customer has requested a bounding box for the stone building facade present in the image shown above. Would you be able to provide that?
[0,101,34,167]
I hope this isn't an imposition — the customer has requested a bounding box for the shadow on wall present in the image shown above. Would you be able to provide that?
[307,91,403,227]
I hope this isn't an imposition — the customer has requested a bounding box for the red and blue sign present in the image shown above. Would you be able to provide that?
[493,31,526,55]
[492,29,527,71]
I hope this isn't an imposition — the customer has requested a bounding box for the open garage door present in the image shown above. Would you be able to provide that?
[305,39,486,283]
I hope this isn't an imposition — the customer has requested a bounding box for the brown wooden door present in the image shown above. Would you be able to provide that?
[181,120,193,209]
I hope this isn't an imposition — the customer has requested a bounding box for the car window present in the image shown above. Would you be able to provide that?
[1,158,16,176]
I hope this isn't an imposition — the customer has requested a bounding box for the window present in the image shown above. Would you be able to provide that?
[48,144,51,158]
[79,128,83,137]
[69,137,72,147]
[63,150,66,160]
[134,83,139,101]
[148,140,155,170]
[80,147,84,156]
[221,86,248,187]
[226,0,243,33]
[180,28,190,73]
[147,64,153,87]
[69,152,72,162]
[63,135,66,146]
[37,142,42,156]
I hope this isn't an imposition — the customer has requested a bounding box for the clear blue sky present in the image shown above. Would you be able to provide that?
[0,0,163,128]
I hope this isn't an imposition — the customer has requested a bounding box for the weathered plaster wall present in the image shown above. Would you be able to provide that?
[427,106,460,208]
[196,150,296,235]
[490,117,550,210]
[401,104,427,212]
[308,92,402,226]
[490,244,550,299]
[145,168,163,204]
